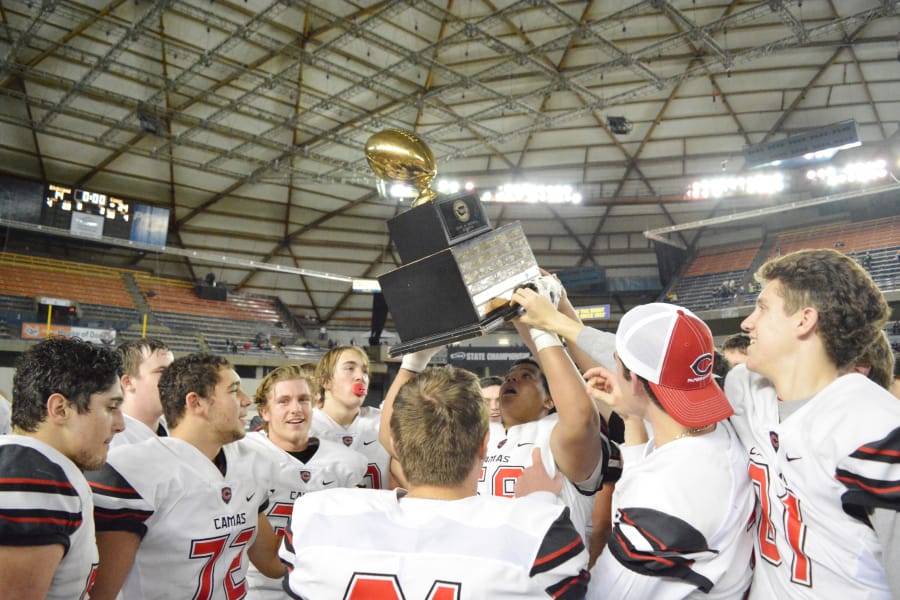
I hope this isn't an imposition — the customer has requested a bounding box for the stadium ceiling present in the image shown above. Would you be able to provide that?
[1,0,898,329]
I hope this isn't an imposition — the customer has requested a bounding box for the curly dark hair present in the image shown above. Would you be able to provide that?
[12,337,122,432]
[158,353,230,428]
[756,248,889,369]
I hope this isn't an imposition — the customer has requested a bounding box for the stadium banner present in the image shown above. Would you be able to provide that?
[21,322,117,346]
[446,345,531,374]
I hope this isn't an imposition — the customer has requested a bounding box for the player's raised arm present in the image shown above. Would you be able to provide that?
[511,284,602,484]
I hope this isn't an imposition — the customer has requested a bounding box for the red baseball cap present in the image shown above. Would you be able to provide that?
[616,303,732,428]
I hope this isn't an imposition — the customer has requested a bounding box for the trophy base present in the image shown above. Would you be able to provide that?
[378,222,540,346]
[388,303,522,357]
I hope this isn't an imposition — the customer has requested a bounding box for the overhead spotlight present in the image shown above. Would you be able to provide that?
[607,116,633,135]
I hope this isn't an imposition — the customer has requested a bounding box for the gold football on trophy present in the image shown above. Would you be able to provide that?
[365,129,437,206]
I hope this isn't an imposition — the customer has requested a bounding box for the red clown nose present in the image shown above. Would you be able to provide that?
[352,382,367,397]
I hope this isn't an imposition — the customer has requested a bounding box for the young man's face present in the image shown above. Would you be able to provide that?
[67,379,125,471]
[261,378,312,452]
[126,348,174,412]
[741,279,798,379]
[499,363,553,427]
[206,367,250,445]
[480,384,502,424]
[323,349,369,411]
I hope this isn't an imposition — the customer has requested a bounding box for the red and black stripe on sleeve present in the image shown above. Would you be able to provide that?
[607,506,715,593]
[85,463,152,538]
[0,444,82,550]
[531,508,590,599]
[837,425,900,513]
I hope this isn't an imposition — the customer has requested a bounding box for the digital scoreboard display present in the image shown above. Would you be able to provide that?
[42,183,133,240]
[39,181,169,249]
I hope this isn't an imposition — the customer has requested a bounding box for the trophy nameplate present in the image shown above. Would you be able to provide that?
[388,192,491,264]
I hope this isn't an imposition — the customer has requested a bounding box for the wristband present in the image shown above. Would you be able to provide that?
[530,327,562,352]
[400,346,438,373]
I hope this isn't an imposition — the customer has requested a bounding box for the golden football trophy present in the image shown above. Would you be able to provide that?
[366,129,540,356]
[365,129,437,207]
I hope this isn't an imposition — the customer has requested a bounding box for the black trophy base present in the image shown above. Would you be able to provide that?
[388,303,522,357]
[378,248,480,343]
[378,221,540,356]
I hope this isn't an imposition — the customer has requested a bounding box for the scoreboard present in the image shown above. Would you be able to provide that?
[37,181,169,249]
[1,175,167,250]
[42,183,133,240]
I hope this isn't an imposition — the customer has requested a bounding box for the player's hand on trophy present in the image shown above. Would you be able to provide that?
[399,344,443,374]
[511,279,564,332]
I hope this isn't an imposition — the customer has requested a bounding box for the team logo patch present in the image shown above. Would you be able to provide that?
[453,199,470,223]
[300,470,311,483]
[497,439,507,448]
[690,353,713,378]
[221,486,232,504]
[769,431,779,451]
[342,435,354,447]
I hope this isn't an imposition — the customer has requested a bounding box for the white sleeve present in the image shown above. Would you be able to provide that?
[871,507,900,599]
[575,327,616,370]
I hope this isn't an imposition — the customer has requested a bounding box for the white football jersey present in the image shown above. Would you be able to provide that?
[240,431,367,599]
[279,487,590,599]
[589,422,754,599]
[309,406,390,489]
[726,367,900,599]
[109,413,166,448]
[487,421,506,449]
[87,436,273,600]
[0,436,98,600]
[478,412,619,543]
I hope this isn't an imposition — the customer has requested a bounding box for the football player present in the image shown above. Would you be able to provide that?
[479,374,505,446]
[310,346,390,489]
[111,338,173,447]
[584,303,754,598]
[243,363,366,599]
[0,337,124,599]
[382,276,621,546]
[86,353,283,599]
[725,248,900,598]
[280,366,590,598]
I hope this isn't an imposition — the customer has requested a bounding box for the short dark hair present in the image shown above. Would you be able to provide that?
[117,338,170,378]
[712,350,731,381]
[479,375,503,388]
[722,333,750,353]
[12,337,122,432]
[619,358,663,411]
[158,353,230,428]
